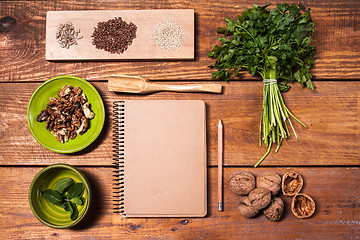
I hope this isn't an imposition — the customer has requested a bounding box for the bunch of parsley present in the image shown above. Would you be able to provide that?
[208,3,316,167]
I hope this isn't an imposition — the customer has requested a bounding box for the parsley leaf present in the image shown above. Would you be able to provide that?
[208,3,316,90]
[208,3,316,166]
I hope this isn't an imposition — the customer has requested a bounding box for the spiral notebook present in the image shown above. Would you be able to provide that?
[113,100,207,217]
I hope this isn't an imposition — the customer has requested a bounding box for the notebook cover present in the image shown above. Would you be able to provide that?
[113,100,207,217]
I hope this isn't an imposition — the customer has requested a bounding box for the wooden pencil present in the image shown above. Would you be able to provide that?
[218,119,223,211]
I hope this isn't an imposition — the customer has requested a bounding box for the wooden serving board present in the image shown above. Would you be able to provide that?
[46,9,194,60]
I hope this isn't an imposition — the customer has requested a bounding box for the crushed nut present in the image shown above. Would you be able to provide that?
[36,85,95,143]
[82,102,95,119]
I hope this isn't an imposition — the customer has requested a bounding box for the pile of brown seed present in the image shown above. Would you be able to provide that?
[91,17,137,54]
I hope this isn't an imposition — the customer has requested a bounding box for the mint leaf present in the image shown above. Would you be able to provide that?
[67,183,84,199]
[61,202,71,211]
[54,177,75,194]
[41,189,64,206]
[80,196,85,206]
[70,197,83,206]
[68,202,79,221]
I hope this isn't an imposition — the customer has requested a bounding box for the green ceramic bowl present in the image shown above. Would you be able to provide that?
[29,164,91,228]
[27,75,105,153]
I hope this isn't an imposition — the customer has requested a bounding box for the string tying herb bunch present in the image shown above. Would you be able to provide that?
[208,3,316,167]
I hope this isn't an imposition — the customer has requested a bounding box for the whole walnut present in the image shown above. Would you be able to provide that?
[263,197,284,221]
[248,187,272,210]
[238,196,259,218]
[256,172,282,196]
[229,171,256,195]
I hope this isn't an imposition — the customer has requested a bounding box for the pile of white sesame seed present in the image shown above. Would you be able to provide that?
[153,19,185,52]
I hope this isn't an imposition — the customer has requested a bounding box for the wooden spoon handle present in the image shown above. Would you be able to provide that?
[150,83,222,93]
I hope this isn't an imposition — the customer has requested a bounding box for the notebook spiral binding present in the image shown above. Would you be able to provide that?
[112,101,126,216]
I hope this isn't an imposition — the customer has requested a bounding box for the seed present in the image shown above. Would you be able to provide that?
[56,22,82,49]
[91,17,137,54]
[153,19,185,52]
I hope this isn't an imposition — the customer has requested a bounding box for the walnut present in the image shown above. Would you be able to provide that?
[36,110,49,122]
[291,193,315,219]
[282,172,304,196]
[256,172,281,196]
[263,197,284,221]
[76,118,88,135]
[72,115,81,127]
[238,196,259,218]
[229,171,256,195]
[82,102,95,119]
[36,85,94,143]
[69,131,77,140]
[73,86,82,96]
[248,187,271,210]
[59,85,72,97]
[80,93,87,103]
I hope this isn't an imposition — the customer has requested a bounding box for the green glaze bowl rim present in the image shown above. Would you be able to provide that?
[27,75,105,153]
[28,164,91,229]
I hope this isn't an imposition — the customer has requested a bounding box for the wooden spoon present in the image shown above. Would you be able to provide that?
[108,75,222,94]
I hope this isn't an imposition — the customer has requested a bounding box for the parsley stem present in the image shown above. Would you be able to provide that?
[254,141,272,167]
[234,23,255,41]
[258,66,307,166]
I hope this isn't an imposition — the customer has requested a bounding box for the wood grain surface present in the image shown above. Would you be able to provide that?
[0,81,358,166]
[1,0,359,239]
[0,0,359,82]
[0,167,358,239]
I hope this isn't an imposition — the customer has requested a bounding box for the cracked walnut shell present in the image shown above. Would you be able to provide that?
[229,171,256,195]
[291,193,315,219]
[282,172,303,196]
[263,197,284,221]
[256,172,281,196]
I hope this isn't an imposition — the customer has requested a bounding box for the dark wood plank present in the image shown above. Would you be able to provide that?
[0,167,358,239]
[0,81,358,166]
[0,0,359,82]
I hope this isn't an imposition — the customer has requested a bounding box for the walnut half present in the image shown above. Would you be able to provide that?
[282,171,304,196]
[291,193,315,219]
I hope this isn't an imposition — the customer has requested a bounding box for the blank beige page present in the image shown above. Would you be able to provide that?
[121,100,206,217]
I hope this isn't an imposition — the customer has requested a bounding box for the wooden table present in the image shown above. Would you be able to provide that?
[1,0,359,239]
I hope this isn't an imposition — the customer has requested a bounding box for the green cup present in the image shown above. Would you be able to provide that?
[29,164,91,228]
